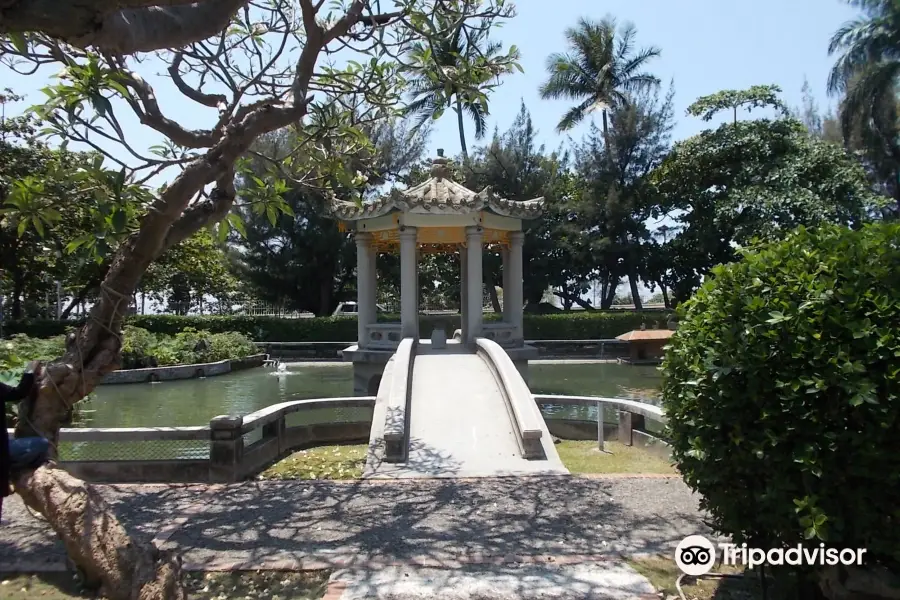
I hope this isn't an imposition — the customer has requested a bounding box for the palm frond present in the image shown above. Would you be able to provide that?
[840,59,900,137]
[556,98,595,132]
[464,101,489,139]
[539,54,594,100]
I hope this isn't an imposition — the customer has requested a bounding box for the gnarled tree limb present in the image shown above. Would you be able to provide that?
[1,0,249,55]
[167,52,227,108]
[14,465,186,600]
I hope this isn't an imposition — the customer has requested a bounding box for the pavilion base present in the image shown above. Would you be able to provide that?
[341,342,539,396]
[341,345,395,396]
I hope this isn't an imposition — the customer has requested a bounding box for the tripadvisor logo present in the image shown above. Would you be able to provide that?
[674,535,867,576]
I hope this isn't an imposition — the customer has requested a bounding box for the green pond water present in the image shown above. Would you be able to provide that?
[76,362,662,429]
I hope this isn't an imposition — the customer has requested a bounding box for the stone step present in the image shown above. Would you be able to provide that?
[328,562,657,600]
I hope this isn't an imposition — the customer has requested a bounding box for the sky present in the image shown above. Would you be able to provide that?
[0,0,862,306]
[427,0,857,157]
[2,0,857,172]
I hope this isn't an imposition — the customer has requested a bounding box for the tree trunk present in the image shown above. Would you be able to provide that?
[628,273,643,310]
[553,290,594,311]
[602,276,618,309]
[602,109,612,170]
[14,465,186,600]
[11,277,23,320]
[456,97,469,162]
[659,283,671,309]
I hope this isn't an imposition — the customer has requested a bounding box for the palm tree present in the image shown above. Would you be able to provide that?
[404,20,518,162]
[828,0,900,137]
[539,16,661,153]
[828,0,900,215]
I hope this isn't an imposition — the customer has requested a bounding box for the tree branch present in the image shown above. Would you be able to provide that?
[161,170,235,252]
[167,52,227,108]
[120,71,216,148]
[2,0,250,55]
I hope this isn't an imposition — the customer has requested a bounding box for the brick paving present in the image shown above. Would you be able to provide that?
[0,475,708,575]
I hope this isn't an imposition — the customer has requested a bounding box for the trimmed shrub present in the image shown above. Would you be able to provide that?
[4,310,669,342]
[662,224,900,574]
[2,327,258,368]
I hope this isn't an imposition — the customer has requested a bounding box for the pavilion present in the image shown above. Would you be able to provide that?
[331,151,544,395]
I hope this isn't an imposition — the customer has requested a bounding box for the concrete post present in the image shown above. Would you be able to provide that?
[501,246,511,323]
[399,226,418,339]
[465,226,483,343]
[618,410,646,446]
[508,231,525,342]
[459,245,469,340]
[209,415,243,483]
[355,232,374,348]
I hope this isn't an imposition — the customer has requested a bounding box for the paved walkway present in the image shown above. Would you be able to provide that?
[0,476,707,572]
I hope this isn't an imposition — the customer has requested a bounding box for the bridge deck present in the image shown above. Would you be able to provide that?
[364,342,568,479]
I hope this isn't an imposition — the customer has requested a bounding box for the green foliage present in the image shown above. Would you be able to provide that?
[686,84,788,122]
[651,109,884,303]
[3,327,257,370]
[402,3,520,157]
[827,0,900,218]
[461,102,582,307]
[662,223,900,570]
[231,120,427,316]
[141,229,238,314]
[4,311,668,343]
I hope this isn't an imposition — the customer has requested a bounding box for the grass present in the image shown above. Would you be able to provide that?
[259,440,675,480]
[258,444,367,480]
[555,440,677,475]
[0,571,329,599]
[629,555,765,600]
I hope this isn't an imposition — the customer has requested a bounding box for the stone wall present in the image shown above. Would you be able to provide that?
[99,353,266,385]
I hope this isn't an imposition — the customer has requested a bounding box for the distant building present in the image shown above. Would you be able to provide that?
[615,329,674,365]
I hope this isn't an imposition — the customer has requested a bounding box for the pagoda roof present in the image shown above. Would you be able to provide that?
[330,153,544,221]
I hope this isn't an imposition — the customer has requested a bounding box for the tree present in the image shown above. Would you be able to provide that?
[793,78,843,144]
[572,83,676,310]
[828,0,900,217]
[403,12,520,161]
[539,15,660,159]
[651,87,884,304]
[0,2,517,597]
[233,118,428,316]
[140,230,238,315]
[687,84,788,123]
[0,103,143,320]
[1,0,251,55]
[463,103,584,310]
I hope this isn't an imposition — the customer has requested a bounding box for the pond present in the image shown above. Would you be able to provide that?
[76,361,662,429]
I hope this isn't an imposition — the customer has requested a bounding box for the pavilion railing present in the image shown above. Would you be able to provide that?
[12,394,668,483]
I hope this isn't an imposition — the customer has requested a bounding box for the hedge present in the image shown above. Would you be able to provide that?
[2,310,671,342]
[662,223,900,584]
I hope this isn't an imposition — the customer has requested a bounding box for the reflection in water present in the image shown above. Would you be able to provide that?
[81,361,661,429]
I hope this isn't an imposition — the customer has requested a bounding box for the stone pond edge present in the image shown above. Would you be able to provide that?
[99,353,267,385]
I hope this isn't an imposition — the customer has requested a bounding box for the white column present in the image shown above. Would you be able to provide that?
[399,226,418,339]
[369,245,378,321]
[355,232,375,348]
[501,246,511,323]
[465,226,483,343]
[459,245,468,340]
[509,231,525,343]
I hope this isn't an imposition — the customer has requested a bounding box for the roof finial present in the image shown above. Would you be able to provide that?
[431,149,451,180]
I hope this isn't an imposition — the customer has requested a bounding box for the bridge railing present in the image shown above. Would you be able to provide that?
[11,394,667,483]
